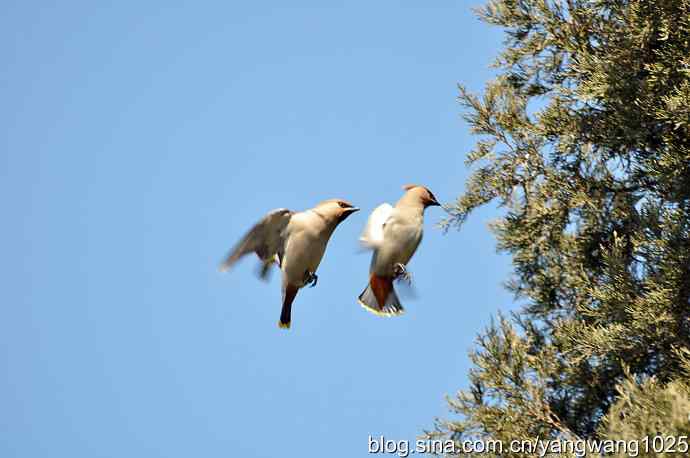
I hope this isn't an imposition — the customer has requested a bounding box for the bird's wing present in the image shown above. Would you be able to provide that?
[219,208,293,272]
[359,203,394,249]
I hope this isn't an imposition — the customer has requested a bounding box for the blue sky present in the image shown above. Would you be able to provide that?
[1,2,514,457]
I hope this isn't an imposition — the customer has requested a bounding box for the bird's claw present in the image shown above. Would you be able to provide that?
[304,271,318,288]
[393,263,412,284]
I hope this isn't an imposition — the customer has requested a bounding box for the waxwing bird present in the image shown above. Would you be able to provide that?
[358,185,441,316]
[220,199,359,329]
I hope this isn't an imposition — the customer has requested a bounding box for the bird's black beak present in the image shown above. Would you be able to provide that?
[429,199,441,207]
[339,206,359,222]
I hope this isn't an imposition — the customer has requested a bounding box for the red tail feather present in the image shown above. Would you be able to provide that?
[370,274,393,309]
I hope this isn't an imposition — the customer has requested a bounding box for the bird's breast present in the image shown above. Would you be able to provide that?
[281,230,329,286]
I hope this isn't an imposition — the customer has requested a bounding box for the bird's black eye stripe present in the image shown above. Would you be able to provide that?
[338,201,350,208]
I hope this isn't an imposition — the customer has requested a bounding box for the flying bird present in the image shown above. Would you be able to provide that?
[219,199,359,329]
[358,185,441,316]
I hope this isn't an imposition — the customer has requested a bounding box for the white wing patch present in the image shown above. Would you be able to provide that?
[359,203,394,249]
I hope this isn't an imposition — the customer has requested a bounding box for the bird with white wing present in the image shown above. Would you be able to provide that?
[358,185,441,316]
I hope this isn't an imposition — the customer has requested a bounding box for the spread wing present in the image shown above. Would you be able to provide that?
[359,203,394,249]
[219,208,293,274]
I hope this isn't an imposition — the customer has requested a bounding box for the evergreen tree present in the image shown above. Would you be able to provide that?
[432,0,690,454]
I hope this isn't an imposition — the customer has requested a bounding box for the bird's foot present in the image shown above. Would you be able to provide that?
[393,263,412,284]
[304,271,318,288]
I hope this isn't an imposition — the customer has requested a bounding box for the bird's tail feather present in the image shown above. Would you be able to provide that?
[358,275,404,317]
[279,284,298,329]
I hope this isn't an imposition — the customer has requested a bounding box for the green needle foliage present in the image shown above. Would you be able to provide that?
[432,0,690,454]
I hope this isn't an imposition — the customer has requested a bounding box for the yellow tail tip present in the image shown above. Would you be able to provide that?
[278,321,291,329]
[357,299,404,317]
